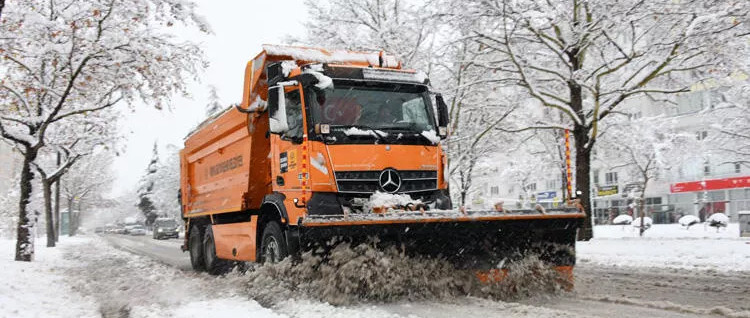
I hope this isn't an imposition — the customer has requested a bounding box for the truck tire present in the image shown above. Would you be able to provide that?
[261,221,288,263]
[188,225,205,271]
[203,225,231,275]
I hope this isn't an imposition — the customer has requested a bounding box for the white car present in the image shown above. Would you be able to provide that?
[129,225,147,236]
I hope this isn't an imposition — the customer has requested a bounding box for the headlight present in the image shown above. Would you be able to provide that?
[157,228,163,232]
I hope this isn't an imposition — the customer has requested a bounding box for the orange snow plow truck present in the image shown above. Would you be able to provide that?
[180,45,585,280]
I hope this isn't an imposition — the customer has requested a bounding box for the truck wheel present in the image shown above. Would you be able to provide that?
[188,225,205,271]
[203,226,230,275]
[261,221,288,263]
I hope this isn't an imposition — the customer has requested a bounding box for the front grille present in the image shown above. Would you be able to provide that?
[335,170,438,194]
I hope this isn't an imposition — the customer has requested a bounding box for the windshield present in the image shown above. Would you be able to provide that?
[156,220,177,228]
[306,82,435,132]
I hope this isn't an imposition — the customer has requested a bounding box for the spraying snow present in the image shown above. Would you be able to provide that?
[241,243,567,306]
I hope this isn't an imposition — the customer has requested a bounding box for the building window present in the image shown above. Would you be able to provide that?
[605,172,618,185]
[704,160,711,176]
[645,197,662,205]
[526,183,537,191]
[593,169,600,186]
[735,162,742,174]
[696,131,708,141]
[490,186,499,196]
[546,179,557,190]
[676,92,705,115]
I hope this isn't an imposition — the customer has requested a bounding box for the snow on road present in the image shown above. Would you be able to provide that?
[4,225,750,318]
[577,224,750,272]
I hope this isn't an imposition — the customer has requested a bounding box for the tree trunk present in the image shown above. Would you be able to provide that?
[460,190,467,208]
[573,126,594,241]
[54,153,61,242]
[15,149,38,261]
[42,179,55,247]
[565,44,593,240]
[639,176,649,237]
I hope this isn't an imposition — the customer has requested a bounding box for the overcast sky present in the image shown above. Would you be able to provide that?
[111,1,308,195]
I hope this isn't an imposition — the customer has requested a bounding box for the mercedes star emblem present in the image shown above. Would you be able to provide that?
[379,169,402,193]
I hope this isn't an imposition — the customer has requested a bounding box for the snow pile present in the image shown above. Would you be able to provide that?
[678,215,700,228]
[242,243,566,306]
[167,298,284,318]
[707,213,729,228]
[263,45,399,67]
[586,296,750,318]
[612,214,633,225]
[280,60,298,77]
[420,130,440,144]
[631,216,653,229]
[364,191,422,212]
[579,224,750,272]
[343,127,387,138]
[0,238,99,318]
[302,66,333,90]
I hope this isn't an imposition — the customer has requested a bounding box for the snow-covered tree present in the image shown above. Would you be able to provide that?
[61,150,116,236]
[460,0,750,239]
[709,41,750,168]
[151,144,181,220]
[296,0,439,70]
[0,0,209,261]
[599,115,692,235]
[205,85,223,117]
[134,143,180,224]
[136,143,160,226]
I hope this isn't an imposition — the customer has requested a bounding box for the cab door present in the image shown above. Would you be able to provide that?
[270,84,309,223]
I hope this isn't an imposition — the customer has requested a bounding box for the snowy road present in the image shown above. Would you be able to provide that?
[97,233,750,318]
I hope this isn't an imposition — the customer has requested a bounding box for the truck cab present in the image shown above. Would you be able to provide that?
[265,63,452,223]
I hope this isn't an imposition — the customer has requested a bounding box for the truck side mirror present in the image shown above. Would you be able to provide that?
[267,62,284,86]
[435,94,450,138]
[268,86,289,134]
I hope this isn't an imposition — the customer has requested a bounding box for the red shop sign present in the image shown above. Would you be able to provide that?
[670,176,750,193]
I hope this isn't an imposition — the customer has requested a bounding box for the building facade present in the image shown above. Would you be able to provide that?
[472,89,749,224]
[0,141,22,197]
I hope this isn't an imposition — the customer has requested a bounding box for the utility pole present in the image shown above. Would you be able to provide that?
[54,152,61,242]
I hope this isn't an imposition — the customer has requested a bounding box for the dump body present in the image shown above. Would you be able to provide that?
[180,45,584,276]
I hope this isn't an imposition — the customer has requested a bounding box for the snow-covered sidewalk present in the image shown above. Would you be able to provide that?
[0,237,99,318]
[577,224,750,272]
[0,236,283,318]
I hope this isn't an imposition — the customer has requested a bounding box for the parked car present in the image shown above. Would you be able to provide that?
[129,225,147,236]
[152,218,180,240]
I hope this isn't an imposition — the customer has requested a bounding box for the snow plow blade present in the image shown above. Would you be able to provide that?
[295,208,584,272]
